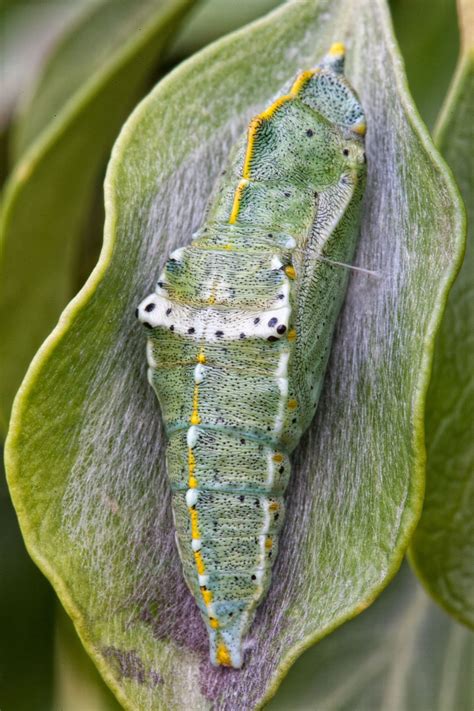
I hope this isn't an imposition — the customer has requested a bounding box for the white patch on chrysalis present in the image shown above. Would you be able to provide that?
[283,235,296,249]
[260,501,272,537]
[278,279,290,304]
[276,377,288,397]
[187,425,199,448]
[186,488,199,507]
[266,450,275,488]
[191,538,202,552]
[275,351,290,378]
[193,363,205,383]
[169,247,185,261]
[137,292,291,342]
[138,295,159,315]
[270,254,283,270]
[273,351,290,435]
[252,499,274,598]
[274,397,286,436]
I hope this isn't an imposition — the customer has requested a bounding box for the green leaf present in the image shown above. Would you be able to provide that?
[410,2,474,629]
[54,605,122,711]
[0,453,55,711]
[268,562,474,710]
[390,0,459,128]
[169,0,283,59]
[0,0,195,433]
[6,0,464,707]
[0,0,93,136]
[11,0,184,159]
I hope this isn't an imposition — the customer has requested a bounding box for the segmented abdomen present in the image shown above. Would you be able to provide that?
[138,236,298,667]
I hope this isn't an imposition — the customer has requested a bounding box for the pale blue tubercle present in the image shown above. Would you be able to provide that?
[137,42,366,668]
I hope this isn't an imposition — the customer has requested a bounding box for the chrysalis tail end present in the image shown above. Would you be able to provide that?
[208,615,251,669]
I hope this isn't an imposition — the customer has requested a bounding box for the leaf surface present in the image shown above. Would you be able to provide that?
[11,0,182,158]
[390,0,459,128]
[269,563,474,710]
[6,0,465,708]
[410,0,474,628]
[168,0,282,59]
[0,0,93,134]
[0,0,195,432]
[54,605,123,711]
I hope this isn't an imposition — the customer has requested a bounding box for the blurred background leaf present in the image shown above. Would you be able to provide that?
[168,0,282,59]
[0,0,95,136]
[0,0,95,187]
[268,563,474,711]
[389,0,459,127]
[409,0,474,629]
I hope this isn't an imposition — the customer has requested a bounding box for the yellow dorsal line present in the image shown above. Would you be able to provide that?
[289,68,317,96]
[259,93,293,121]
[190,380,201,425]
[188,448,197,489]
[229,179,248,224]
[241,118,263,179]
[229,69,319,224]
[187,349,220,630]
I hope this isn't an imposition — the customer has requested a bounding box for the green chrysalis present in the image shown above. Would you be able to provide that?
[137,42,367,668]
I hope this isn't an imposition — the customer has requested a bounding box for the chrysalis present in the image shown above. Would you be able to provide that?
[137,43,366,668]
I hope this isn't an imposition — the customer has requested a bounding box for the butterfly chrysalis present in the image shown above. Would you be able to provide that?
[137,43,366,668]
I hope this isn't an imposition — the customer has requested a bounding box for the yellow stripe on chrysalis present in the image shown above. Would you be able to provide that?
[230,67,321,223]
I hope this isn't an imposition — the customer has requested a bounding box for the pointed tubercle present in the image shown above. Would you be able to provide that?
[322,41,346,74]
[328,41,346,57]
